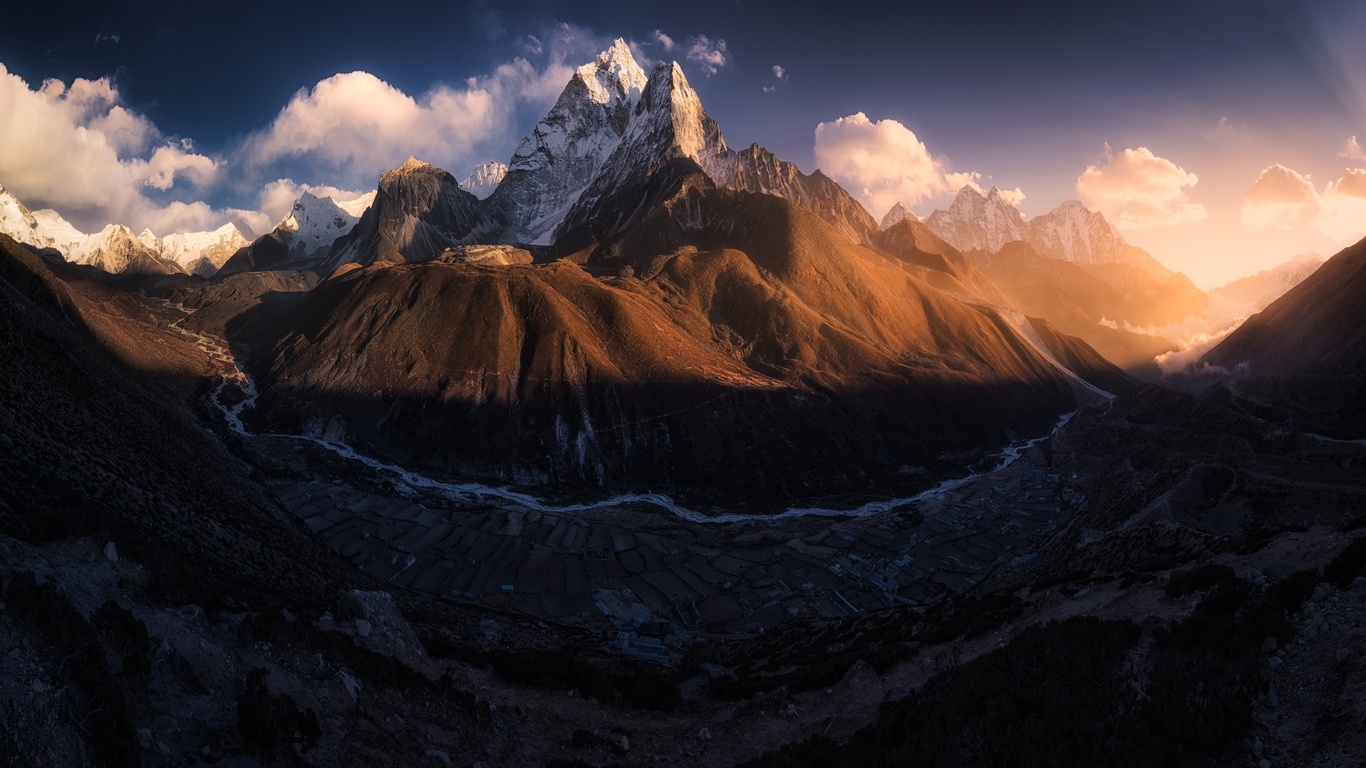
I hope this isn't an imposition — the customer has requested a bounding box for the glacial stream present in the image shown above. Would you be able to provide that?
[174,306,1076,524]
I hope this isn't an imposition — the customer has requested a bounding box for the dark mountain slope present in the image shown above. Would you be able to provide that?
[1200,236,1366,437]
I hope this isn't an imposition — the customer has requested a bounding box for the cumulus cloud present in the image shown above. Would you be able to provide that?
[236,28,599,191]
[1239,164,1366,245]
[1316,169,1366,243]
[1239,164,1320,232]
[1076,145,1206,230]
[685,35,729,76]
[653,30,675,51]
[1340,135,1366,162]
[813,112,992,218]
[0,64,222,233]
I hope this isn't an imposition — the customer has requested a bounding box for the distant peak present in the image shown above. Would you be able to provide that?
[400,156,430,171]
[954,184,986,201]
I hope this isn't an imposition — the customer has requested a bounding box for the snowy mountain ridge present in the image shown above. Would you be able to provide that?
[459,162,507,200]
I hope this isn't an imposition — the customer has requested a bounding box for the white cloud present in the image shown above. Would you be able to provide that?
[1239,164,1366,245]
[1239,164,1320,232]
[236,31,593,191]
[1315,168,1366,244]
[1076,145,1206,230]
[653,30,675,51]
[995,187,1027,207]
[685,35,729,76]
[1154,323,1242,376]
[0,64,222,233]
[813,112,988,218]
[144,143,218,191]
[1340,135,1366,161]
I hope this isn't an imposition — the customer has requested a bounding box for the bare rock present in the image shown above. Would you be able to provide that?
[103,541,118,562]
[355,619,372,638]
[424,749,452,767]
[1262,636,1278,653]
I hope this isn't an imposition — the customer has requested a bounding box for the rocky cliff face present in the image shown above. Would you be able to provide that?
[328,157,494,268]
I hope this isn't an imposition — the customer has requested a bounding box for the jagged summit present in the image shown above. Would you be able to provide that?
[398,156,432,172]
[880,202,918,230]
[459,161,507,200]
[926,184,1027,252]
[577,38,647,106]
[278,192,362,259]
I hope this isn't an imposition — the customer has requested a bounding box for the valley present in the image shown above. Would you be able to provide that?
[3,23,1366,768]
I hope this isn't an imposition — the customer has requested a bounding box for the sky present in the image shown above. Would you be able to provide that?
[2,0,1365,287]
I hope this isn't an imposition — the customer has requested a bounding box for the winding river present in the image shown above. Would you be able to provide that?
[174,306,1077,524]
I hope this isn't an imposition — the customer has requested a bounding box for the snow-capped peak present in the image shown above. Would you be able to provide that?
[880,202,919,230]
[277,191,363,260]
[925,184,1026,252]
[0,185,89,253]
[154,222,252,276]
[496,40,654,243]
[335,191,375,218]
[459,161,508,200]
[577,38,647,106]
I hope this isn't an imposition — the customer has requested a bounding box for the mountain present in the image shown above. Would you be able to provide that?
[217,190,373,276]
[923,186,1026,253]
[923,187,1207,357]
[247,171,1108,498]
[326,157,495,268]
[1199,237,1366,436]
[459,161,508,199]
[278,192,363,259]
[0,184,87,253]
[880,202,918,230]
[140,223,253,276]
[68,224,181,276]
[320,40,877,269]
[703,142,879,245]
[970,241,1179,374]
[1208,252,1323,312]
[489,38,648,245]
[1022,199,1174,278]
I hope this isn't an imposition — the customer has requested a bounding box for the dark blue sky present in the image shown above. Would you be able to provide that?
[2,0,1364,284]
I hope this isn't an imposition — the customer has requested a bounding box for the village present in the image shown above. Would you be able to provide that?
[271,445,1081,661]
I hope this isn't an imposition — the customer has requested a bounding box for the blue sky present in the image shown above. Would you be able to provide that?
[2,0,1365,285]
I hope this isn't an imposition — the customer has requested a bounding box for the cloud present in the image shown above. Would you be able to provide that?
[236,28,597,191]
[814,112,990,218]
[1239,164,1366,244]
[1076,145,1206,230]
[653,30,675,51]
[1340,135,1366,161]
[1316,169,1366,243]
[0,64,223,234]
[685,35,729,76]
[1154,323,1242,376]
[1239,164,1319,232]
[763,65,786,94]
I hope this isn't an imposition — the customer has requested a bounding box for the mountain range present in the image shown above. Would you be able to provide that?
[3,37,1366,768]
